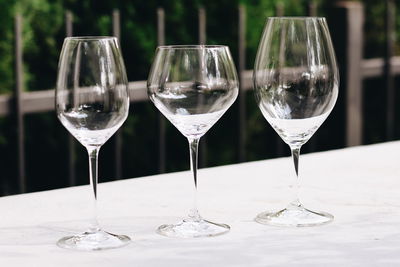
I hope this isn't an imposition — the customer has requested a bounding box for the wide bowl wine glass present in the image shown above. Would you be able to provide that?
[147,45,238,238]
[253,17,339,227]
[56,37,130,250]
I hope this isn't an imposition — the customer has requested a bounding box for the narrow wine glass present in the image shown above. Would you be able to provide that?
[253,17,339,227]
[147,45,238,238]
[56,37,130,249]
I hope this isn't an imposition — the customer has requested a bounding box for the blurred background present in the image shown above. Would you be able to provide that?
[0,0,398,196]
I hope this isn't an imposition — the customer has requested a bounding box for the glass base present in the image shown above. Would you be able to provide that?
[157,218,230,238]
[57,230,130,251]
[255,205,333,227]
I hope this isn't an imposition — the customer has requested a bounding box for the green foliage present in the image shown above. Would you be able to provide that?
[0,0,16,94]
[363,0,400,57]
[0,0,397,93]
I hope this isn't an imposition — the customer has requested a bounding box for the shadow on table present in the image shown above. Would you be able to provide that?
[0,216,179,246]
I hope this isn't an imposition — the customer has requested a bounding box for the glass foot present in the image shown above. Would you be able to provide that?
[157,218,230,238]
[57,230,130,251]
[255,205,333,227]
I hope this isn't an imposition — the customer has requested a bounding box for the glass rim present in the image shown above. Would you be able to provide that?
[64,36,117,41]
[268,16,326,20]
[157,45,228,50]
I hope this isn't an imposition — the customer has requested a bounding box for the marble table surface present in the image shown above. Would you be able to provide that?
[0,141,399,266]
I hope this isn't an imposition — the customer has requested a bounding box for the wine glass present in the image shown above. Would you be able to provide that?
[253,17,339,227]
[147,45,238,238]
[55,37,130,250]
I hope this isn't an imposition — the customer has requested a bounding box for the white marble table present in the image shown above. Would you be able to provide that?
[0,141,400,266]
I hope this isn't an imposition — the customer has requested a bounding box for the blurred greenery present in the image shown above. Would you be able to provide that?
[0,0,398,195]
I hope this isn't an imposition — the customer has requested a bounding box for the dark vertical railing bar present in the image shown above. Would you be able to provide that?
[198,7,206,45]
[385,0,395,141]
[113,9,123,180]
[336,2,363,146]
[157,8,166,173]
[65,11,73,37]
[346,3,364,146]
[308,1,317,17]
[113,9,121,39]
[307,2,317,153]
[65,11,76,186]
[198,7,207,168]
[276,2,284,17]
[15,14,26,193]
[275,4,285,157]
[238,5,246,162]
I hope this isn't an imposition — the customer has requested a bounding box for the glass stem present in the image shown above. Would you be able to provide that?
[87,146,101,232]
[188,137,201,222]
[288,145,302,209]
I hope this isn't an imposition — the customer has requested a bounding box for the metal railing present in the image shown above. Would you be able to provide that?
[330,1,400,146]
[3,1,399,194]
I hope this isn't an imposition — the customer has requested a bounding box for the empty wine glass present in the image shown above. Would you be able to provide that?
[253,17,339,227]
[147,45,238,238]
[56,37,130,249]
